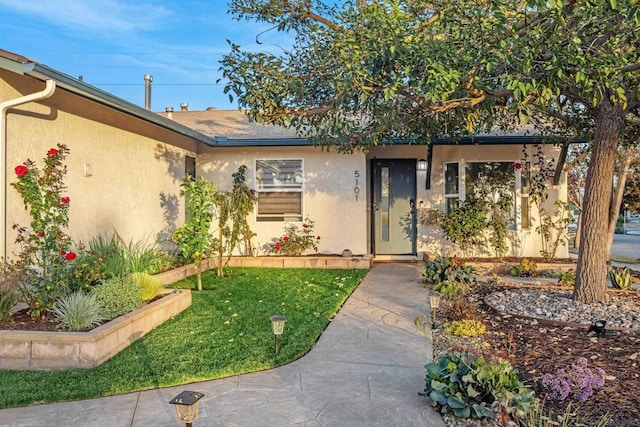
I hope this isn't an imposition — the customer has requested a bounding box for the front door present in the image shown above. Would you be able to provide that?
[372,159,417,255]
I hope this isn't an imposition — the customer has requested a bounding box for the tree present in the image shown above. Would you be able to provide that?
[221,0,640,303]
[173,176,217,291]
[623,156,640,213]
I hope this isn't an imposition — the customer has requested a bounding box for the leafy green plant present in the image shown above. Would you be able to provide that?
[539,269,561,279]
[228,165,258,256]
[510,258,538,277]
[91,276,143,320]
[422,351,534,420]
[131,272,163,302]
[434,280,470,300]
[608,267,632,290]
[0,290,18,325]
[444,319,486,337]
[423,255,476,285]
[51,291,105,331]
[558,270,576,287]
[439,198,487,257]
[9,145,76,317]
[269,217,320,256]
[173,175,217,290]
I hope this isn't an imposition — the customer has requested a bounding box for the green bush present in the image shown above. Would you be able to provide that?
[434,280,470,300]
[424,255,476,285]
[444,319,486,337]
[442,296,477,322]
[558,270,576,287]
[51,291,105,331]
[91,276,144,320]
[131,272,163,302]
[0,290,18,325]
[510,258,537,277]
[422,351,534,420]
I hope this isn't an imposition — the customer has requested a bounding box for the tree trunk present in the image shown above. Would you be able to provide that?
[573,100,623,303]
[606,149,632,254]
[574,210,582,250]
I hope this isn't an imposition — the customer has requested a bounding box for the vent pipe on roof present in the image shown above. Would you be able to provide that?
[180,102,188,112]
[144,74,153,110]
[165,107,174,120]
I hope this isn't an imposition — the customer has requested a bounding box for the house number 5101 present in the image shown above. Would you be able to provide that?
[354,170,360,201]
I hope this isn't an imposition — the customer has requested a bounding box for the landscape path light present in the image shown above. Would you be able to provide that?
[169,390,204,427]
[269,315,287,354]
[429,292,441,327]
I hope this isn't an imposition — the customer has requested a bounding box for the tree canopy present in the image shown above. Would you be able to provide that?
[221,0,640,302]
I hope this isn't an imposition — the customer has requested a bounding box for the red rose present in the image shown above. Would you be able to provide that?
[15,165,28,177]
[65,252,77,261]
[47,148,59,156]
[302,224,309,228]
[15,259,21,265]
[514,162,522,170]
[60,196,70,204]
[60,250,66,256]
[36,230,45,237]
[283,236,290,242]
[317,236,321,240]
[274,242,282,250]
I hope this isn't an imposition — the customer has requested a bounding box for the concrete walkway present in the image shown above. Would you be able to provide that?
[0,263,444,427]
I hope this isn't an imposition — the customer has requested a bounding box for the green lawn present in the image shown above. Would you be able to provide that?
[0,267,367,409]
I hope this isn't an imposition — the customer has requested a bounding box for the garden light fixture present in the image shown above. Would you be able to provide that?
[588,320,613,337]
[169,390,204,427]
[429,293,441,326]
[269,315,287,354]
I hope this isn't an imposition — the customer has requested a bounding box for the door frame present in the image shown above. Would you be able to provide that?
[369,158,418,256]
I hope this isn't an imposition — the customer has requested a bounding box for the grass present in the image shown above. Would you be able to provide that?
[568,248,639,264]
[0,267,367,409]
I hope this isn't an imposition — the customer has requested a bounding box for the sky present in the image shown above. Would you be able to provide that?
[0,0,292,112]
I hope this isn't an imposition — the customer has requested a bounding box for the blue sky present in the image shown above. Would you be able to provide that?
[0,0,292,112]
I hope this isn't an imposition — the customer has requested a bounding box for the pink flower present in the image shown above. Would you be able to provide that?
[65,252,77,261]
[15,165,28,177]
[283,236,290,242]
[47,148,59,156]
[60,196,70,204]
[514,162,522,170]
[274,242,282,250]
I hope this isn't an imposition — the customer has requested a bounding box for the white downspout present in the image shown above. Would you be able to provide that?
[0,79,56,261]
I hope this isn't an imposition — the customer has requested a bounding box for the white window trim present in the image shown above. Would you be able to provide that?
[254,158,305,222]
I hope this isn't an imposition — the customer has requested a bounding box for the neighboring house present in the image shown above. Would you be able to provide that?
[0,49,569,261]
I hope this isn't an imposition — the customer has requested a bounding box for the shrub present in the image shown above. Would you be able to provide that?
[66,246,108,292]
[541,357,606,402]
[434,280,470,300]
[442,296,477,322]
[510,258,537,277]
[422,351,534,420]
[439,198,487,257]
[51,291,105,331]
[608,267,632,290]
[131,272,163,302]
[444,319,486,337]
[423,255,476,285]
[269,217,320,256]
[558,270,576,287]
[539,269,561,279]
[91,276,144,320]
[0,290,18,325]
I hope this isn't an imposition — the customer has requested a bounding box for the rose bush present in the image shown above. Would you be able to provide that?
[10,144,78,317]
[269,217,320,256]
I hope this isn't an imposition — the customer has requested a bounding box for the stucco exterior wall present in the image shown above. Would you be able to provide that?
[197,146,368,256]
[1,70,198,256]
[368,143,568,258]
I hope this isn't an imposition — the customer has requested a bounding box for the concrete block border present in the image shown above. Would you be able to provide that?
[0,289,191,370]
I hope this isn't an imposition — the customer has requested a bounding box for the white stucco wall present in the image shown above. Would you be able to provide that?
[2,70,198,257]
[197,146,368,256]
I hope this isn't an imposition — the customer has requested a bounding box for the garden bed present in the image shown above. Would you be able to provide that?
[0,289,191,370]
[154,255,372,285]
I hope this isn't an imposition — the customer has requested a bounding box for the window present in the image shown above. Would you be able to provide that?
[444,163,460,214]
[185,156,196,179]
[255,159,303,222]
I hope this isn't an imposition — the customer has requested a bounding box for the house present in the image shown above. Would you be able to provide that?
[0,49,569,261]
